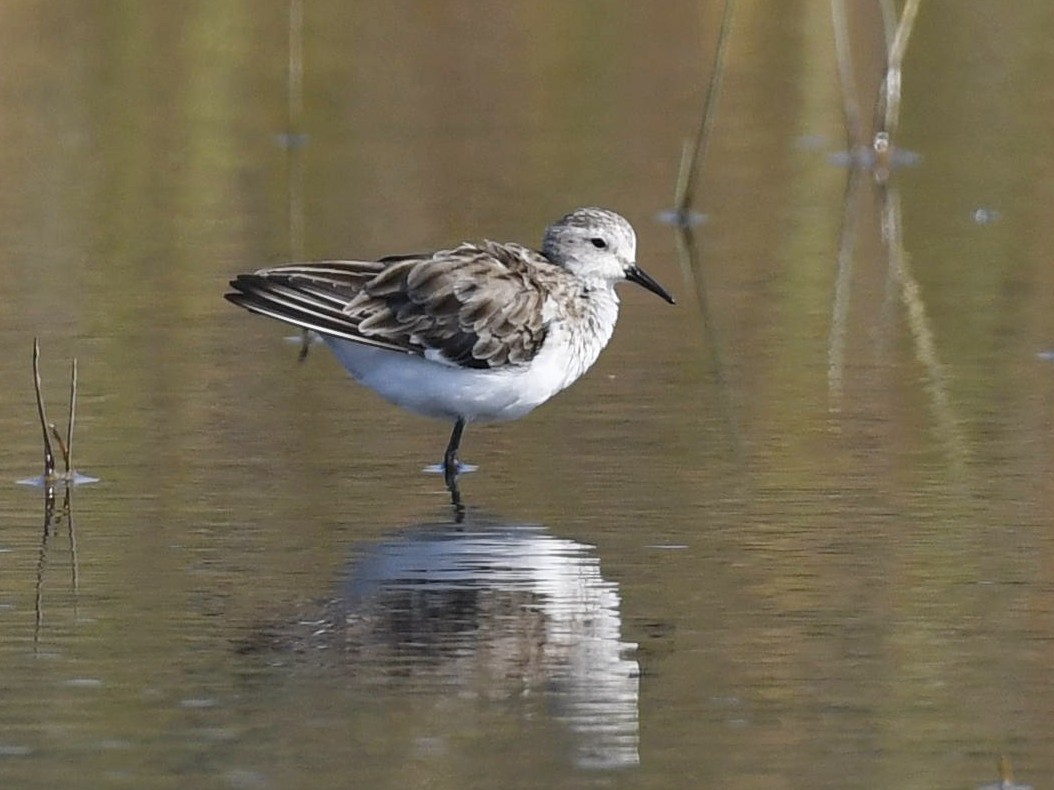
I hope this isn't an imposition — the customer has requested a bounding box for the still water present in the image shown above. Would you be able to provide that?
[2,2,1054,788]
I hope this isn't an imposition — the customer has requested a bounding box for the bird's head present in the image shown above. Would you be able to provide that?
[543,207,675,304]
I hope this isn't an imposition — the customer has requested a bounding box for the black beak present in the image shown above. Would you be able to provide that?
[625,265,675,305]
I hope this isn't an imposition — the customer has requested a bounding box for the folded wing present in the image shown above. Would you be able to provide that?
[225,242,554,369]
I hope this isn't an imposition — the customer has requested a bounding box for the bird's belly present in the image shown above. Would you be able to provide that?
[323,338,587,423]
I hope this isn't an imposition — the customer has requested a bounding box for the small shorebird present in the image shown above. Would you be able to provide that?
[226,207,674,500]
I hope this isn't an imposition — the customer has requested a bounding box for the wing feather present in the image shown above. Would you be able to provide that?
[225,243,558,369]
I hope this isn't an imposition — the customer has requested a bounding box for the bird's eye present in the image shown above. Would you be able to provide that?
[589,237,607,249]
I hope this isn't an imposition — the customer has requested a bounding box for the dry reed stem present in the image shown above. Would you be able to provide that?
[32,338,56,479]
[675,0,736,215]
[879,0,921,139]
[830,0,866,149]
[66,358,77,473]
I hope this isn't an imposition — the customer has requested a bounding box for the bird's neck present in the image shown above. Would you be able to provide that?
[580,283,620,330]
[564,284,619,371]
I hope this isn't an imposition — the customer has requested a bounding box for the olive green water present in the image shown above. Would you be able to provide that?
[1,3,1053,788]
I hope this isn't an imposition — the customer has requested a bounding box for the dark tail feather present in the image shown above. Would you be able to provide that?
[225,274,403,354]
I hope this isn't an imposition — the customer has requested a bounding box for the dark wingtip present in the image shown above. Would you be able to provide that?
[224,276,245,306]
[225,274,269,307]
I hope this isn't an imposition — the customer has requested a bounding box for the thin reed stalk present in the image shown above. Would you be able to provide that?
[830,0,866,150]
[32,338,56,479]
[674,0,736,216]
[878,0,921,139]
[66,359,77,473]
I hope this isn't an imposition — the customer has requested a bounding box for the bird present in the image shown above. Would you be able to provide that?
[225,207,674,501]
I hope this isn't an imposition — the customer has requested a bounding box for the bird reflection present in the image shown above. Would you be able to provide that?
[243,511,640,770]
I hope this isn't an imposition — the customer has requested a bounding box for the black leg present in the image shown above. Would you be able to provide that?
[443,417,466,492]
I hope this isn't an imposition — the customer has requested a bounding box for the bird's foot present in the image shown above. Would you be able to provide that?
[422,461,478,477]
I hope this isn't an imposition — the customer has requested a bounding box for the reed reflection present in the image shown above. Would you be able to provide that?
[825,0,969,478]
[247,510,640,770]
[34,483,79,653]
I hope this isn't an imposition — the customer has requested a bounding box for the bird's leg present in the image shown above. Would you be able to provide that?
[443,417,466,492]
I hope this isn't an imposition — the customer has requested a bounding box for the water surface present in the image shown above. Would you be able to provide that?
[1,3,1054,788]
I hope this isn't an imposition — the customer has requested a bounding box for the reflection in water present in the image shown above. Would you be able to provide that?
[824,0,969,479]
[658,0,743,465]
[822,131,969,479]
[34,484,80,652]
[247,512,640,770]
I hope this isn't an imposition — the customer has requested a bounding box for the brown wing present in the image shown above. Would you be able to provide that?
[225,241,556,369]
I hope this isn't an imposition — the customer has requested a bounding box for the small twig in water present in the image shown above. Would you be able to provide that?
[48,425,68,472]
[66,358,77,473]
[878,0,921,141]
[32,338,56,479]
[27,341,93,486]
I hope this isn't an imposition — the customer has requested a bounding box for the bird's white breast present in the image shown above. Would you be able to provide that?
[323,287,620,424]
